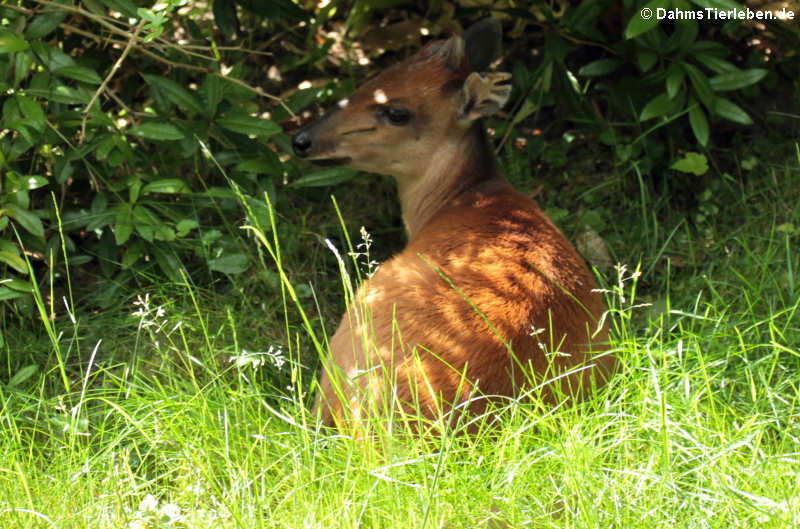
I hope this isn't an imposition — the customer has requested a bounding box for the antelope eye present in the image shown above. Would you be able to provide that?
[380,106,411,126]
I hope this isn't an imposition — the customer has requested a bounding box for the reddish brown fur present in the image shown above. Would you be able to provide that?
[293,21,614,431]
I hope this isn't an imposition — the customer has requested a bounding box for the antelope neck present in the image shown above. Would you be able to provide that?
[396,123,504,238]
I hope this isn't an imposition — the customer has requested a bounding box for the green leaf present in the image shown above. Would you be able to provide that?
[29,41,74,70]
[154,225,176,242]
[235,155,281,175]
[578,59,624,77]
[114,206,133,245]
[202,188,238,200]
[136,225,153,242]
[0,29,29,54]
[562,0,607,40]
[670,152,708,176]
[16,95,46,132]
[690,0,742,12]
[53,65,102,85]
[132,205,171,242]
[202,75,223,117]
[3,204,45,238]
[688,99,709,147]
[94,134,118,161]
[665,19,698,53]
[666,64,684,99]
[137,7,164,23]
[176,219,199,237]
[0,250,27,273]
[708,69,767,91]
[83,0,106,16]
[694,54,736,74]
[122,240,144,269]
[4,278,34,293]
[98,233,118,277]
[69,255,93,267]
[10,123,37,146]
[54,158,74,185]
[201,229,222,245]
[14,51,32,89]
[150,245,183,282]
[128,122,185,141]
[213,0,239,38]
[85,210,113,232]
[682,62,715,109]
[209,253,250,274]
[22,175,48,191]
[216,112,282,137]
[290,168,358,187]
[509,98,540,127]
[142,74,204,114]
[142,179,188,194]
[25,11,67,39]
[713,97,752,124]
[91,192,108,215]
[6,172,47,193]
[8,364,38,387]
[640,93,672,121]
[100,0,138,18]
[688,40,729,58]
[637,51,657,73]
[624,0,669,39]
[108,147,130,168]
[235,0,308,21]
[26,85,92,104]
[129,178,142,204]
[741,156,758,170]
[0,287,27,301]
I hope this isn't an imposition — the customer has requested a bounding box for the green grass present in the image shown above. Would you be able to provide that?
[1,155,799,528]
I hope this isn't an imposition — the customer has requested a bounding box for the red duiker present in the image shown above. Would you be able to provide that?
[292,18,614,432]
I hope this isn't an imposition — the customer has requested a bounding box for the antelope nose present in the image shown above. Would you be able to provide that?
[292,130,313,157]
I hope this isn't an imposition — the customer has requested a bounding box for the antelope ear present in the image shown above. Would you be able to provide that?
[436,18,503,72]
[436,35,466,72]
[458,71,512,124]
[463,18,502,72]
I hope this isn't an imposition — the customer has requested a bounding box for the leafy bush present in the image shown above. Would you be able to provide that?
[497,0,793,177]
[0,0,327,310]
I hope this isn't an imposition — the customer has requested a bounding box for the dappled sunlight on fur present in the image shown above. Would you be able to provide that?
[294,19,615,431]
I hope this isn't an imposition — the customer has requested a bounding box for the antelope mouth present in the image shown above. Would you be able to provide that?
[310,157,352,167]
